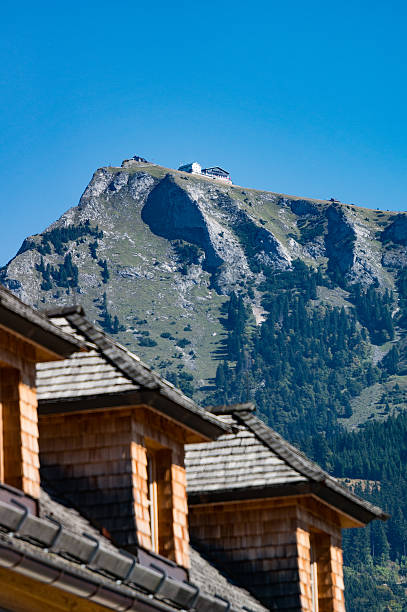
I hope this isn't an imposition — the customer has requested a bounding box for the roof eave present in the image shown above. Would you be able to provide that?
[0,303,84,361]
[0,541,177,612]
[38,389,229,441]
[316,479,390,525]
[187,480,388,526]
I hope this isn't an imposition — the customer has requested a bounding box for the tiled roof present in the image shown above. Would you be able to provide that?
[37,349,139,399]
[186,405,388,524]
[189,546,267,612]
[36,307,228,439]
[186,414,306,493]
[0,485,266,612]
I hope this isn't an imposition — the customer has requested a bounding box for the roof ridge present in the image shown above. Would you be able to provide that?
[237,411,388,520]
[59,312,228,435]
[66,312,168,390]
[0,285,84,355]
[42,305,85,317]
[208,402,256,415]
[236,412,326,482]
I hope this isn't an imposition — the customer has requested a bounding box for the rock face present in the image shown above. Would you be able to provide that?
[382,214,407,245]
[1,158,406,386]
[142,175,225,272]
[325,205,386,287]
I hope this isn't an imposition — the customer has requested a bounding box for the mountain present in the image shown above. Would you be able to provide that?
[2,156,407,424]
[3,155,407,609]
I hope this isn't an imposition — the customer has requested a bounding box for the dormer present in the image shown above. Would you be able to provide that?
[0,287,82,499]
[36,307,227,569]
[186,403,387,611]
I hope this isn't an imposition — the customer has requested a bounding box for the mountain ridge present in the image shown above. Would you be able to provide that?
[3,156,407,611]
[1,157,407,418]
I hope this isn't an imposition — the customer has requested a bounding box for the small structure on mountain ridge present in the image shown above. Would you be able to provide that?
[178,161,232,183]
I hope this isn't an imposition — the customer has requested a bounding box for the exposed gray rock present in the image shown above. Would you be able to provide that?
[1,160,404,385]
[325,205,388,287]
[381,214,407,245]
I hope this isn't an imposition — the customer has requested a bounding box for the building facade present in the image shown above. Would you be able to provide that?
[178,162,232,183]
[186,403,387,612]
[0,287,387,611]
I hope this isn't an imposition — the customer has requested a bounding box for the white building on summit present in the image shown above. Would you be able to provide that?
[178,162,232,184]
[178,162,202,174]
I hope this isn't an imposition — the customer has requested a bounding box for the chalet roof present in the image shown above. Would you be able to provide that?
[0,285,84,360]
[189,546,267,611]
[36,306,228,441]
[0,483,266,612]
[202,166,229,175]
[185,404,388,526]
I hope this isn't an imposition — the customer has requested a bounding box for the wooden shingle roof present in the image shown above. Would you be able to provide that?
[186,404,388,526]
[0,285,84,360]
[186,413,306,493]
[36,307,228,440]
[0,483,266,611]
[37,349,138,398]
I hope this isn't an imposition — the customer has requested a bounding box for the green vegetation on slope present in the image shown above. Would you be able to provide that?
[4,162,407,611]
[204,261,407,611]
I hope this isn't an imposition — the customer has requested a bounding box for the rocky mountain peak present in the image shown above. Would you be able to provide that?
[1,158,404,389]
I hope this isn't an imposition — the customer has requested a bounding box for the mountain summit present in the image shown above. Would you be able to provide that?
[1,156,407,413]
[3,155,407,609]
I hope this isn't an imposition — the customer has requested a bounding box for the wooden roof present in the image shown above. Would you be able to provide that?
[202,167,230,176]
[0,483,266,612]
[0,285,84,361]
[36,307,228,441]
[186,405,388,526]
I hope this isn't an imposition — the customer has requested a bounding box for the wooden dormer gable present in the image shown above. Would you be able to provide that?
[186,404,387,611]
[37,306,225,442]
[37,307,228,569]
[0,286,84,363]
[0,287,83,499]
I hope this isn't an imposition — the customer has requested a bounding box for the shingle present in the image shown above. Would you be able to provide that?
[36,311,228,437]
[189,546,267,612]
[186,415,306,495]
[39,486,118,553]
[37,349,138,399]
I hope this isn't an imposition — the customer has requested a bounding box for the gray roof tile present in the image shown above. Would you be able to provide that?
[189,546,267,612]
[186,420,306,495]
[37,350,138,399]
[186,408,388,523]
[36,309,228,439]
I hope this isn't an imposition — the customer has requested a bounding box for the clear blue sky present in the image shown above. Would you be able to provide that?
[1,0,407,265]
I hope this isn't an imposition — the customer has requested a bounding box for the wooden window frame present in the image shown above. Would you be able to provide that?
[146,451,159,553]
[310,537,319,612]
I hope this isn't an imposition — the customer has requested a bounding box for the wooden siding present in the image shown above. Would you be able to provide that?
[189,496,345,611]
[39,409,135,545]
[130,407,189,568]
[0,328,40,498]
[39,405,190,568]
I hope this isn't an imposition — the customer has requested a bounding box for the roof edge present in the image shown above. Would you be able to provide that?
[42,305,86,317]
[0,286,85,359]
[236,411,388,524]
[208,402,256,415]
[188,480,388,525]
